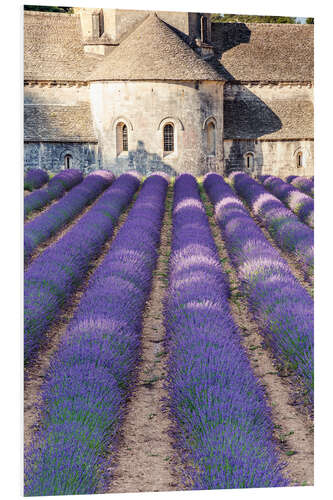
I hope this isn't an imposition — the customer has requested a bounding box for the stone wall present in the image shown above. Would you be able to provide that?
[89,79,224,176]
[24,142,99,173]
[24,84,90,106]
[224,83,313,141]
[224,139,314,177]
[223,82,314,176]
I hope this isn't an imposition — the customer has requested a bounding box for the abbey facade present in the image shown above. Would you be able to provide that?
[24,8,314,177]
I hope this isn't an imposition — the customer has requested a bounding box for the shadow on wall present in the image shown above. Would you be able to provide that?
[213,23,252,62]
[222,88,282,175]
[224,86,282,138]
[24,92,98,172]
[106,140,177,176]
[211,23,282,175]
[225,140,264,177]
[24,21,285,177]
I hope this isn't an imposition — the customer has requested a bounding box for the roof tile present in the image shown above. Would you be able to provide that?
[90,13,225,81]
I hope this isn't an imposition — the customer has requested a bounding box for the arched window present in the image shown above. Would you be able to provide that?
[245,152,254,170]
[116,122,128,155]
[297,151,303,168]
[207,121,216,155]
[163,124,174,153]
[64,154,73,169]
[122,124,128,151]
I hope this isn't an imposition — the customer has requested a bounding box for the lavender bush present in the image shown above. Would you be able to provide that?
[24,169,84,219]
[259,175,314,228]
[164,173,288,490]
[286,175,314,197]
[204,173,314,405]
[24,168,49,191]
[24,172,112,263]
[230,172,313,282]
[24,174,168,496]
[24,173,140,366]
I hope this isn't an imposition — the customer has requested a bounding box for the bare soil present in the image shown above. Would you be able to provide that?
[106,185,183,494]
[24,194,139,451]
[24,189,106,270]
[248,206,313,295]
[201,190,314,487]
[24,197,58,224]
[24,181,314,491]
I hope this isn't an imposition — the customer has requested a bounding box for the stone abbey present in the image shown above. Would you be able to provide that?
[24,8,314,177]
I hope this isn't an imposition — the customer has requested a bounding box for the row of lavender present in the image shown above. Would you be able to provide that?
[24,169,83,219]
[24,172,140,365]
[259,175,314,228]
[25,174,168,496]
[164,174,288,489]
[286,175,314,197]
[24,168,49,191]
[230,172,314,283]
[204,173,314,404]
[24,171,115,263]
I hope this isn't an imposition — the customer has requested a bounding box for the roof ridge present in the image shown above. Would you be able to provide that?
[90,12,224,81]
[24,11,77,18]
[213,21,313,26]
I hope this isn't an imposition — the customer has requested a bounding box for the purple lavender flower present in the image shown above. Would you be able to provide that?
[164,173,288,490]
[259,175,314,228]
[230,171,313,282]
[286,175,314,197]
[24,169,84,219]
[24,172,112,263]
[204,173,313,406]
[24,168,49,191]
[24,174,168,496]
[24,173,140,366]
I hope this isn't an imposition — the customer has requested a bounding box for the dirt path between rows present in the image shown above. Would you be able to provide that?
[201,188,314,487]
[24,191,140,452]
[247,206,314,295]
[24,197,59,224]
[24,189,107,270]
[106,184,183,494]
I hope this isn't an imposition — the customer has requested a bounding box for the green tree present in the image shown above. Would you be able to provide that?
[306,17,314,24]
[211,13,296,23]
[24,5,73,13]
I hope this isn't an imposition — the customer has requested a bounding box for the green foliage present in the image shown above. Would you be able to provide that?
[24,5,73,13]
[306,17,314,24]
[212,13,296,24]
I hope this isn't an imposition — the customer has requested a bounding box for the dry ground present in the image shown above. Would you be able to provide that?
[24,181,314,492]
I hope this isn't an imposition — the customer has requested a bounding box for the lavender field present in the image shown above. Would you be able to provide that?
[24,170,314,495]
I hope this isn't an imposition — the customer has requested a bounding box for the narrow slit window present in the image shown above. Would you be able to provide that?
[245,153,254,170]
[163,124,174,153]
[116,122,128,155]
[201,16,208,43]
[122,124,128,152]
[207,122,216,155]
[64,154,72,169]
[297,152,303,168]
[99,10,104,37]
[92,11,104,37]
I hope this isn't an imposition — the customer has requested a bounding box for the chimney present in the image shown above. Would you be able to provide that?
[75,8,118,55]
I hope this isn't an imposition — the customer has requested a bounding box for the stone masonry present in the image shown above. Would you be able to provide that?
[24,9,314,177]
